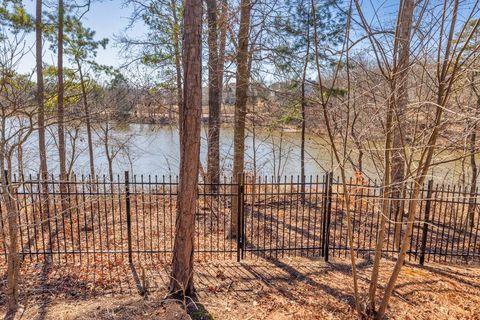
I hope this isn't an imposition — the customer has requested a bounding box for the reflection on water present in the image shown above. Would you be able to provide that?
[17,123,466,183]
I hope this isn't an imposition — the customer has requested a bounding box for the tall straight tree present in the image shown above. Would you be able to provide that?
[230,0,251,237]
[218,0,228,105]
[206,0,220,191]
[57,0,68,200]
[169,0,202,297]
[36,0,50,218]
[300,19,310,200]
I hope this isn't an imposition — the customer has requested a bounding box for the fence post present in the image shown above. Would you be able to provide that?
[322,172,332,258]
[241,173,246,260]
[324,172,333,262]
[419,179,433,265]
[1,170,7,262]
[0,171,6,262]
[125,171,133,264]
[236,173,244,262]
[321,173,327,257]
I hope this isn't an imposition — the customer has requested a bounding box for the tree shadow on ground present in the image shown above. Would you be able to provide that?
[240,244,362,310]
[420,263,480,288]
[13,223,97,320]
[36,254,53,320]
[129,262,148,296]
[0,230,57,320]
[61,294,213,320]
[129,263,212,319]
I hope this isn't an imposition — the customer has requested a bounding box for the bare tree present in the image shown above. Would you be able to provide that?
[97,82,135,181]
[390,0,415,250]
[0,30,35,318]
[459,20,480,229]
[468,70,480,228]
[377,2,479,318]
[351,0,417,311]
[345,1,480,318]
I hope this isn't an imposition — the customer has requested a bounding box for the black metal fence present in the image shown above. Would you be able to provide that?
[0,172,479,265]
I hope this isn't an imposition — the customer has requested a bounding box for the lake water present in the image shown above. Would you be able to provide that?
[16,123,466,183]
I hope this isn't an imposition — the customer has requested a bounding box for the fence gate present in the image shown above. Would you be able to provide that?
[236,173,334,261]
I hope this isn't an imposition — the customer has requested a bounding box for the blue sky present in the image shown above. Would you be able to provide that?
[12,0,478,76]
[18,0,143,73]
[13,0,385,73]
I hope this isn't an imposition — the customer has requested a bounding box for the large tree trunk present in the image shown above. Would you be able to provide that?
[230,0,251,238]
[391,0,415,250]
[36,0,50,220]
[57,0,68,211]
[169,0,202,298]
[206,0,221,192]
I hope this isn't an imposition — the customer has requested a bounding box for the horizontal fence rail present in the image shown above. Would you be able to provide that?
[0,172,479,266]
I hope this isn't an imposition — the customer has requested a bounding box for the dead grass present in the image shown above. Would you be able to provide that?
[1,256,479,319]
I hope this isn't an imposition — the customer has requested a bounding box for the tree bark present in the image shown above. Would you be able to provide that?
[391,0,415,250]
[57,0,68,211]
[217,0,228,106]
[169,0,202,298]
[2,169,20,318]
[36,0,50,220]
[16,145,23,176]
[206,0,221,192]
[230,0,251,238]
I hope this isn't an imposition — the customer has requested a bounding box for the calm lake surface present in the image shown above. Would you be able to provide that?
[17,123,465,182]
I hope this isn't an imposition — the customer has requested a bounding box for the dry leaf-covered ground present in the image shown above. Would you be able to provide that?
[1,256,479,319]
